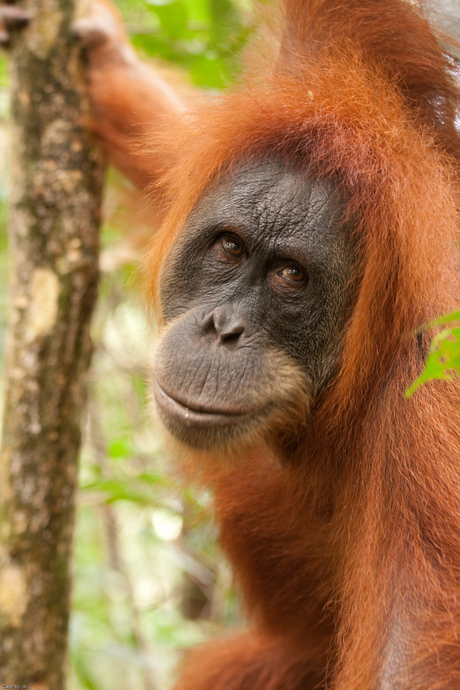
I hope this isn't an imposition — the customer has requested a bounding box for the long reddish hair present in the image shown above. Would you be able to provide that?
[146,1,460,686]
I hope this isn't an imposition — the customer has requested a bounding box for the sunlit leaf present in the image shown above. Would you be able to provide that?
[406,318,460,397]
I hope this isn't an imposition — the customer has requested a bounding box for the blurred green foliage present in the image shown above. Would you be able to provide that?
[115,0,252,87]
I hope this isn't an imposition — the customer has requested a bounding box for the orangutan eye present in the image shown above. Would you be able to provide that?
[271,262,309,293]
[279,265,305,282]
[221,235,244,257]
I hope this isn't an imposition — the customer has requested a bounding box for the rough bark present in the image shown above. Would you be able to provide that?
[0,0,104,687]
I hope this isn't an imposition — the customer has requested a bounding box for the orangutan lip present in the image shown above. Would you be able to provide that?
[153,378,258,428]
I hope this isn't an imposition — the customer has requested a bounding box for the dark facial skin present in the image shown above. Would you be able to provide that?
[153,158,357,451]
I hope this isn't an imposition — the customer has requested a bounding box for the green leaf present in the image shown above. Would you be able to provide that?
[405,322,460,397]
[189,52,227,88]
[108,437,133,459]
[82,478,152,505]
[147,0,189,39]
[423,310,460,329]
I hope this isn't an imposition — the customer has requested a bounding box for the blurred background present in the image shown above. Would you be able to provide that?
[0,0,253,687]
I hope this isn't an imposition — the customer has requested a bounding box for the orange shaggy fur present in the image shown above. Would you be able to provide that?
[90,0,460,687]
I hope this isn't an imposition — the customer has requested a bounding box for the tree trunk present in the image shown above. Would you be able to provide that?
[0,0,104,687]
